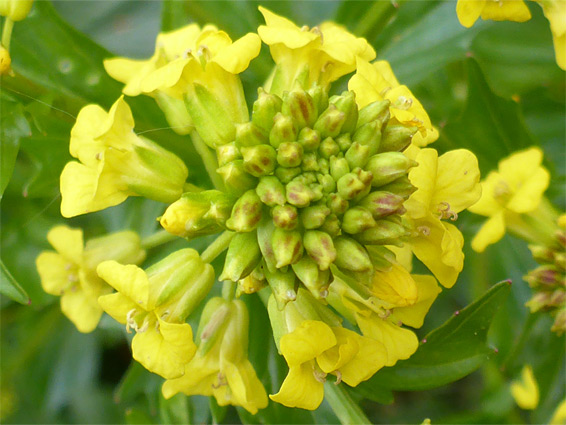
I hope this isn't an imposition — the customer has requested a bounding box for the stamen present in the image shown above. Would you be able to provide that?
[300,25,310,32]
[313,368,327,383]
[437,202,458,221]
[67,273,79,283]
[311,26,323,44]
[417,225,431,236]
[95,152,102,160]
[396,96,413,110]
[65,263,73,271]
[334,370,342,385]
[137,318,149,333]
[126,308,137,334]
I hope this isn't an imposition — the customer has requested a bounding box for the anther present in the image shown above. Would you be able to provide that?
[417,225,431,236]
[334,370,342,385]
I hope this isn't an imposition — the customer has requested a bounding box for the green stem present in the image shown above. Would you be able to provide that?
[201,231,234,263]
[190,130,224,191]
[324,382,371,425]
[221,281,236,301]
[501,313,540,373]
[141,230,177,250]
[2,18,14,51]
[351,0,405,39]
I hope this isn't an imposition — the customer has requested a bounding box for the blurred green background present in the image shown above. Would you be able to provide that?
[1,1,564,423]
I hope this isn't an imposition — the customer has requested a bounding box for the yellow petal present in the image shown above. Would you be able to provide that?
[371,263,418,307]
[96,261,152,310]
[456,0,486,27]
[60,287,103,333]
[269,362,325,410]
[552,32,566,70]
[222,360,268,414]
[549,399,566,425]
[279,320,337,366]
[162,354,219,399]
[69,104,108,166]
[468,171,504,216]
[158,24,206,59]
[507,167,550,213]
[140,57,194,96]
[412,126,439,147]
[348,58,387,109]
[405,148,438,219]
[98,292,139,324]
[212,33,261,74]
[258,7,319,48]
[510,365,539,410]
[316,327,359,374]
[100,96,136,143]
[372,60,400,87]
[471,211,506,253]
[392,275,441,328]
[132,317,197,379]
[103,57,152,96]
[47,225,84,265]
[480,0,531,22]
[36,251,75,295]
[356,313,419,366]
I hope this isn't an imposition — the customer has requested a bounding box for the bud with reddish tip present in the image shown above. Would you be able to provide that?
[303,230,336,270]
[272,227,303,268]
[226,189,263,232]
[252,88,282,133]
[342,206,376,234]
[241,144,277,177]
[380,125,417,152]
[256,176,286,206]
[236,122,268,147]
[270,113,298,147]
[358,190,406,219]
[333,236,373,272]
[272,204,299,230]
[366,152,417,187]
[282,89,317,129]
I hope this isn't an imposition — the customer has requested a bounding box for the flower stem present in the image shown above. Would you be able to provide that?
[2,18,14,51]
[221,281,236,301]
[201,230,234,264]
[324,382,371,425]
[141,230,177,250]
[190,130,224,191]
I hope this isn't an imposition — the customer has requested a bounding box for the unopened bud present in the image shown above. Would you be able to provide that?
[329,91,358,134]
[238,269,267,295]
[354,218,409,245]
[272,227,303,268]
[216,142,241,166]
[272,204,299,230]
[226,189,263,232]
[286,180,315,207]
[241,144,277,177]
[380,125,417,152]
[319,213,341,237]
[353,121,381,156]
[160,190,233,238]
[303,230,336,270]
[0,0,34,21]
[301,205,331,229]
[555,252,566,270]
[366,152,417,187]
[308,85,329,118]
[333,236,373,272]
[0,46,11,76]
[235,122,268,147]
[275,166,302,184]
[318,157,330,174]
[345,142,371,169]
[379,175,416,199]
[529,245,555,264]
[282,89,316,129]
[358,191,406,218]
[264,267,297,309]
[319,137,341,159]
[252,88,282,133]
[337,169,373,200]
[297,127,321,152]
[256,176,286,206]
[302,152,320,171]
[217,160,258,195]
[357,100,390,129]
[551,309,566,334]
[220,231,261,282]
[318,173,336,193]
[549,289,566,307]
[330,156,350,181]
[270,113,298,148]
[314,104,346,138]
[336,134,352,152]
[342,206,376,234]
[525,265,561,288]
[277,142,304,167]
[328,193,349,215]
[292,256,330,299]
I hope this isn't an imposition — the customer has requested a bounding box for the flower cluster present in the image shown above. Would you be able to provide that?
[38,8,484,413]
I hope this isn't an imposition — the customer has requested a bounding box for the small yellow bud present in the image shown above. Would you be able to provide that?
[0,0,33,21]
[0,46,11,75]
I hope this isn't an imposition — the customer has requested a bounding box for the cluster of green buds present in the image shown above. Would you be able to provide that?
[525,214,566,334]
[162,86,417,307]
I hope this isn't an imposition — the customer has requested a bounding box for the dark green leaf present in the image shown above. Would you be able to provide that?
[360,280,511,391]
[159,393,190,425]
[0,259,31,305]
[114,361,160,404]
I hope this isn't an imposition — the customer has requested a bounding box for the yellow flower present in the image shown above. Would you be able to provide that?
[60,96,188,218]
[97,249,215,379]
[549,399,566,424]
[405,148,481,287]
[456,0,531,28]
[469,147,550,252]
[258,6,375,94]
[510,365,539,410]
[537,0,566,70]
[0,0,33,21]
[36,225,145,333]
[349,58,439,147]
[162,298,267,414]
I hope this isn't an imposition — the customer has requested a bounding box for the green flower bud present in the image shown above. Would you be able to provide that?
[330,156,350,182]
[380,125,417,152]
[341,206,376,234]
[275,166,302,184]
[357,100,390,129]
[529,245,555,264]
[551,310,566,334]
[358,191,406,219]
[270,112,298,148]
[317,157,330,174]
[82,231,146,277]
[282,89,316,129]
[329,91,358,134]
[328,193,349,215]
[336,169,373,200]
[301,152,320,172]
[354,219,409,245]
[308,85,329,119]
[241,144,277,177]
[318,137,341,159]
[353,120,381,156]
[277,142,304,167]
[256,176,286,206]
[257,218,277,272]
[220,231,261,282]
[237,267,267,295]
[525,265,562,288]
[301,205,331,229]
[216,160,258,196]
[314,104,346,139]
[286,180,315,207]
[252,88,282,133]
[318,173,336,193]
[366,152,417,187]
[319,214,341,237]
[366,245,396,270]
[216,142,241,166]
[297,127,321,152]
[336,133,352,152]
[303,230,336,270]
[264,267,297,310]
[345,142,371,169]
[235,122,268,147]
[272,204,299,230]
[272,227,303,268]
[555,252,566,270]
[379,175,417,199]
[226,189,263,232]
[291,256,330,300]
[161,190,234,238]
[333,236,373,272]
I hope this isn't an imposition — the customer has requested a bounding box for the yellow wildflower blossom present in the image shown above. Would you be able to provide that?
[258,6,376,94]
[510,365,539,410]
[405,148,481,287]
[36,225,145,333]
[162,298,267,414]
[456,0,531,28]
[60,96,188,217]
[469,147,550,252]
[97,249,215,379]
[538,0,566,70]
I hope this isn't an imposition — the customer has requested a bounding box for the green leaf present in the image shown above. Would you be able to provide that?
[324,382,371,425]
[359,280,511,392]
[0,259,31,305]
[0,93,31,198]
[114,361,160,404]
[159,393,190,425]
